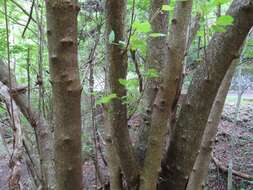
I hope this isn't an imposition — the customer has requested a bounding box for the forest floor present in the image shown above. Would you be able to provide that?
[207,103,253,190]
[0,101,252,189]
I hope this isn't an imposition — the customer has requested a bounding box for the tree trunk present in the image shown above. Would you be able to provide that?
[103,110,122,190]
[135,0,169,165]
[45,1,83,190]
[139,1,193,190]
[0,82,23,190]
[162,1,253,189]
[103,36,122,190]
[105,0,139,189]
[186,59,238,190]
[0,60,55,190]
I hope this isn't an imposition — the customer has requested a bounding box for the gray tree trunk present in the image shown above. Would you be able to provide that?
[162,1,253,189]
[45,1,83,189]
[105,0,139,189]
[186,59,238,190]
[139,1,193,190]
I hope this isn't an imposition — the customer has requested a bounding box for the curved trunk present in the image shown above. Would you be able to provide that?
[0,82,23,190]
[162,1,253,189]
[0,60,55,190]
[186,59,237,190]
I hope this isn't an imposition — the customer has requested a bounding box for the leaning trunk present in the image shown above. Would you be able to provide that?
[0,82,23,190]
[163,1,253,189]
[0,60,54,189]
[186,59,238,190]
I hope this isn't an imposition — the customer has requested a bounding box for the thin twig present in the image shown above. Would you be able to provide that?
[4,0,16,140]
[22,0,35,38]
[122,0,136,56]
[9,0,37,23]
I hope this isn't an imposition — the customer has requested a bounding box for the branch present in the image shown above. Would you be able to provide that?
[0,59,55,189]
[22,0,35,38]
[212,155,253,180]
[0,10,37,36]
[187,13,201,50]
[130,49,143,93]
[9,0,37,24]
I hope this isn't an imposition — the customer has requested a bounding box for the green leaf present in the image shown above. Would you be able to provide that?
[216,15,234,26]
[90,91,97,96]
[133,21,151,33]
[149,33,166,38]
[215,0,230,5]
[130,35,147,54]
[119,79,139,90]
[144,69,159,78]
[119,40,126,48]
[212,25,226,33]
[161,5,172,11]
[109,30,115,44]
[197,30,204,37]
[96,93,117,105]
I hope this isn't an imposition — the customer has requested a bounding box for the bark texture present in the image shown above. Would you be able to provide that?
[105,0,139,189]
[135,0,169,165]
[0,82,23,190]
[0,60,54,190]
[162,1,253,189]
[186,60,237,190]
[45,1,83,190]
[139,1,193,190]
[103,111,122,190]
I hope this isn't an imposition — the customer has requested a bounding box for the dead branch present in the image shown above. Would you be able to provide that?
[212,155,253,181]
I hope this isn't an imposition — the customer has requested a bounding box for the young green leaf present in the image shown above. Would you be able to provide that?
[144,68,159,78]
[96,93,117,105]
[119,79,139,90]
[149,33,166,38]
[216,15,234,26]
[133,21,151,33]
[109,30,115,44]
[161,5,172,11]
[215,0,230,5]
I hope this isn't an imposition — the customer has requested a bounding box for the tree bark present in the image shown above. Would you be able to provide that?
[105,0,139,189]
[163,1,253,189]
[45,1,83,190]
[139,1,193,190]
[103,110,122,190]
[186,59,238,190]
[135,0,169,165]
[0,82,23,190]
[0,60,55,190]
